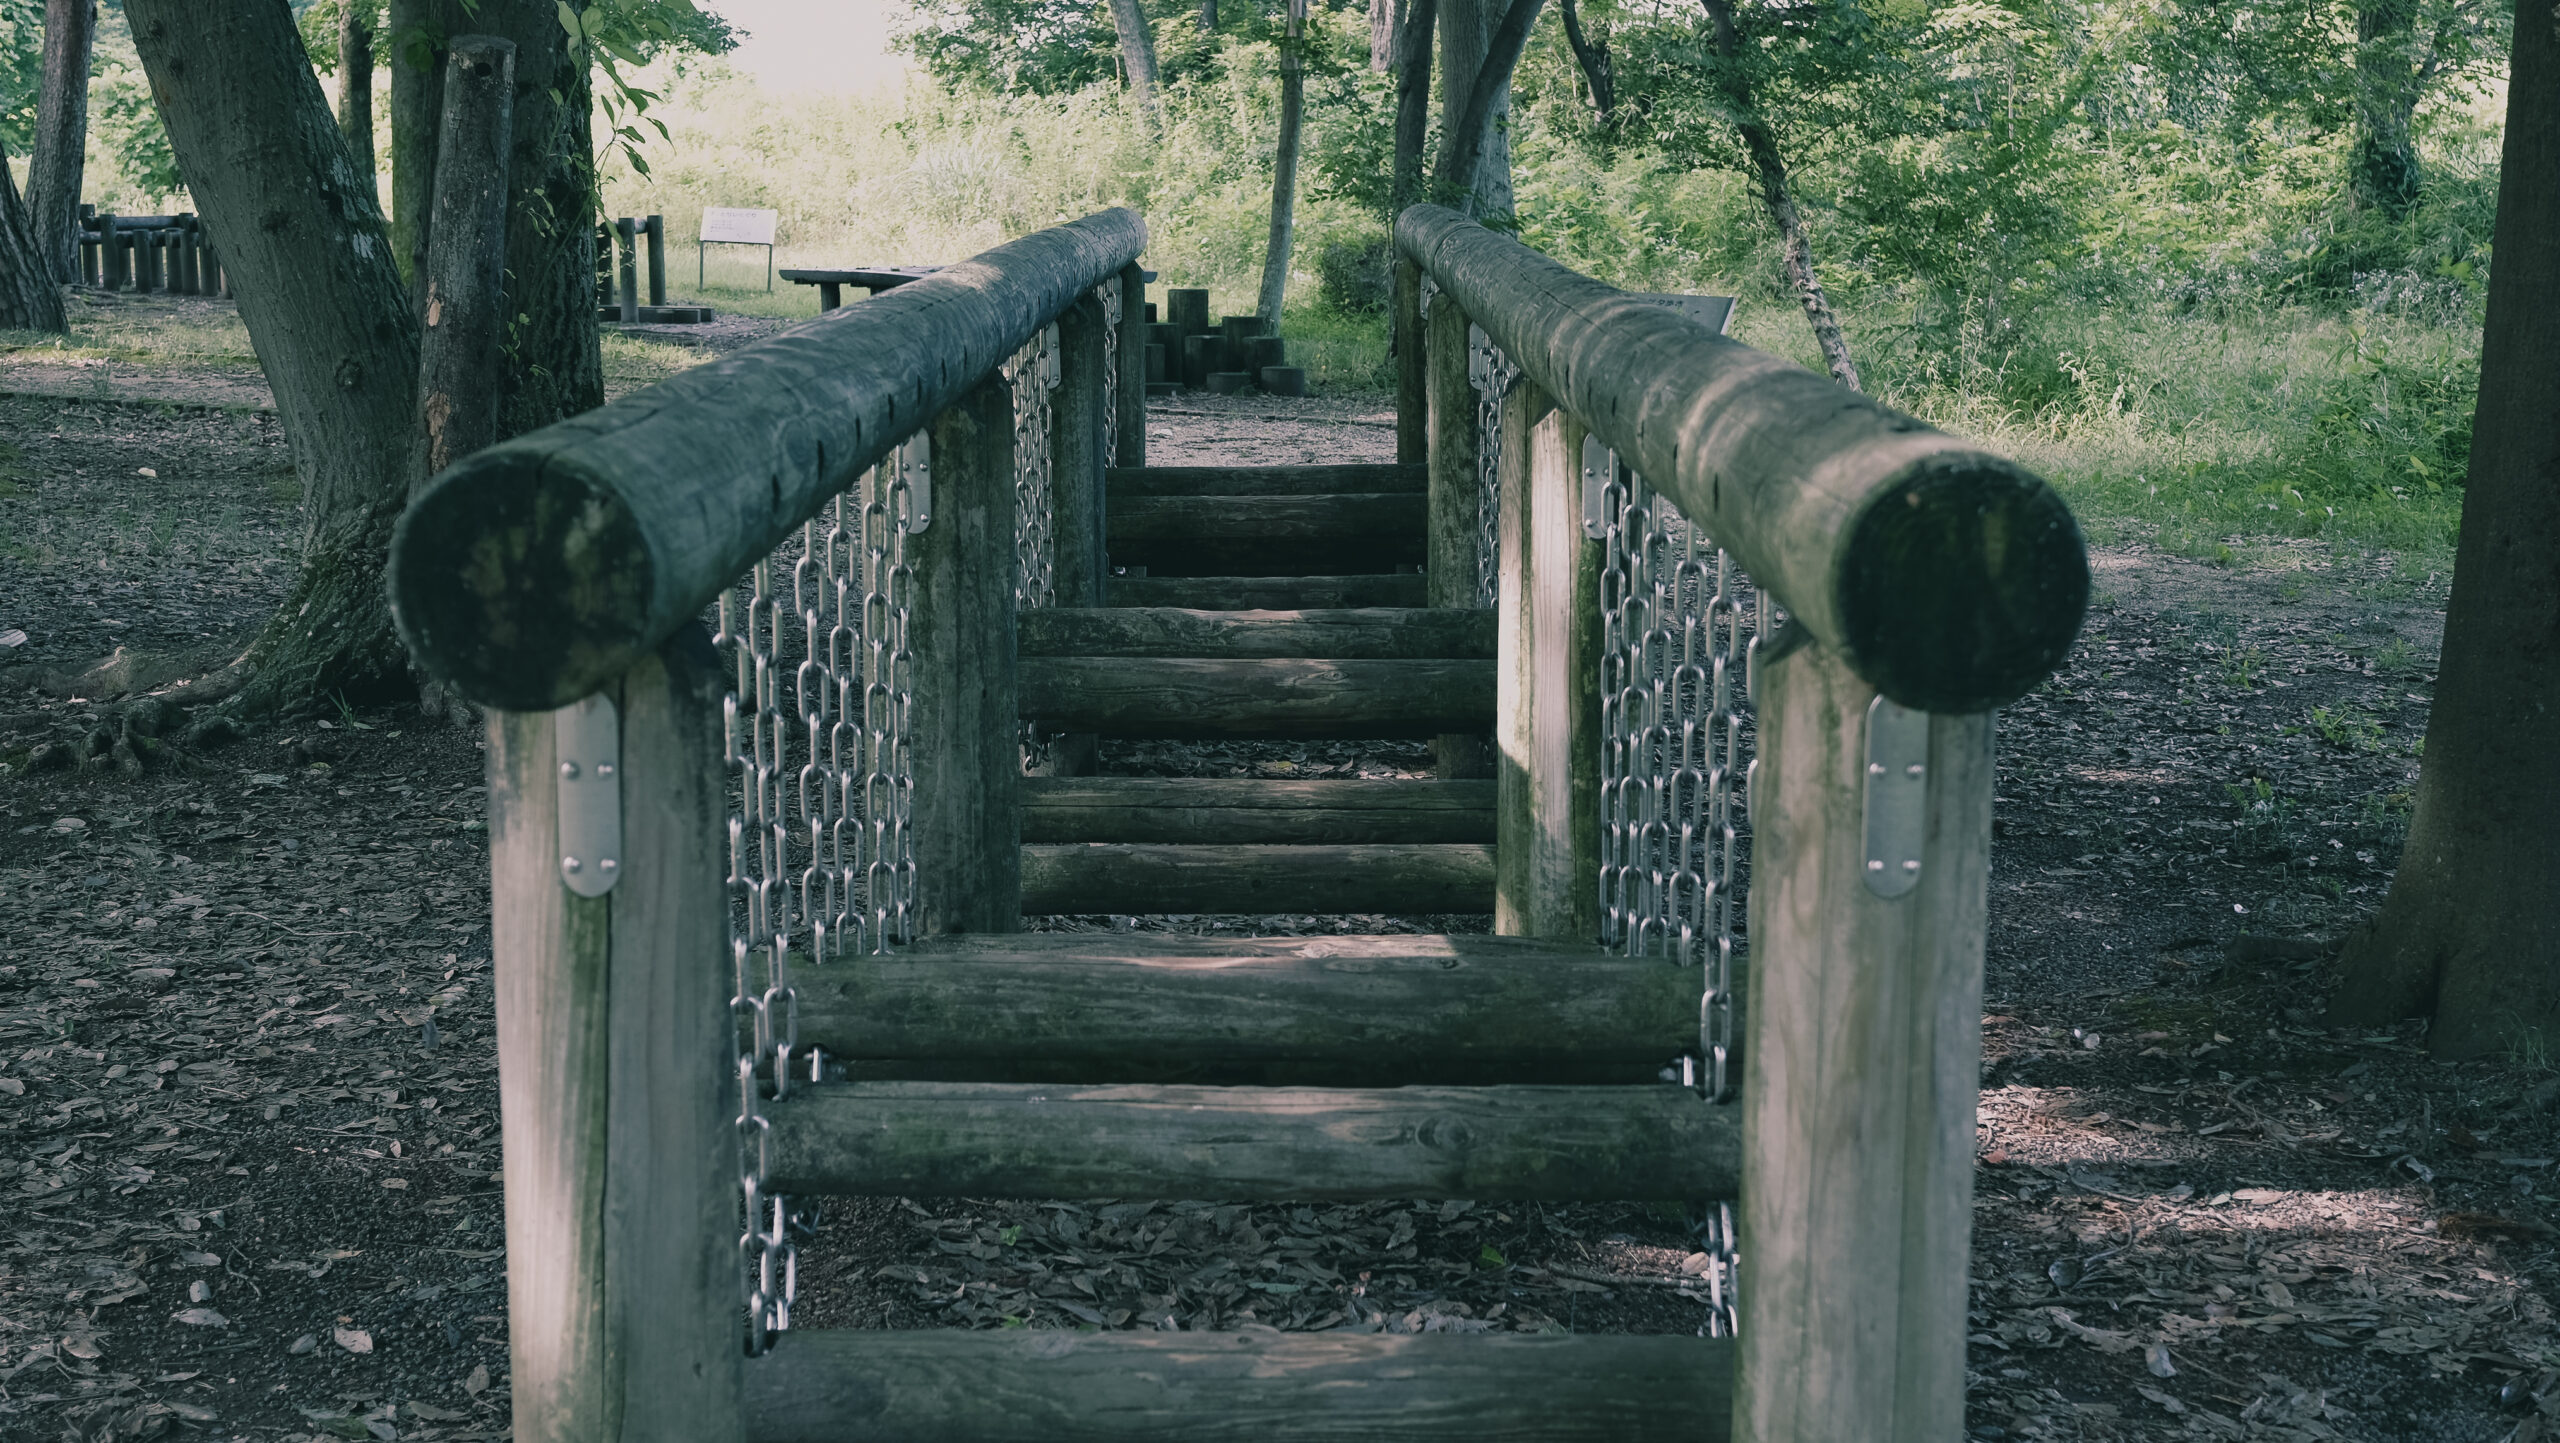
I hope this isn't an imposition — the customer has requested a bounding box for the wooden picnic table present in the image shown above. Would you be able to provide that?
[779,266,943,311]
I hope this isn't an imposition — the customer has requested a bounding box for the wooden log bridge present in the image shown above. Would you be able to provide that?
[391,201,2087,1443]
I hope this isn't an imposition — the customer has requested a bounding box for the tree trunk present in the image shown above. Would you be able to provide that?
[388,0,461,296]
[1389,0,1437,214]
[28,0,95,285]
[1435,0,1516,216]
[339,0,377,175]
[1699,0,1861,391]
[1431,0,1542,219]
[2326,0,2560,1057]
[2350,0,2424,219]
[1556,0,1613,131]
[124,0,421,712]
[0,140,69,331]
[1105,0,1161,111]
[1200,0,1217,32]
[417,35,514,482]
[1369,0,1400,71]
[1257,0,1307,324]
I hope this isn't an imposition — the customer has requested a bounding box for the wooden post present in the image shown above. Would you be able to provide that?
[97,213,118,289]
[910,377,1023,933]
[644,214,667,306]
[486,632,744,1443]
[77,205,97,287]
[1116,262,1148,468]
[417,35,515,486]
[615,217,640,323]
[1496,400,1602,941]
[1394,257,1426,465]
[1735,645,1994,1443]
[136,226,161,292]
[1425,288,1492,779]
[1045,290,1108,777]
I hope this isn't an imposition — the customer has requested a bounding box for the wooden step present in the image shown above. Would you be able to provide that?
[1020,607,1493,660]
[794,932,1692,1084]
[1023,778,1494,844]
[1104,574,1429,609]
[1023,842,1493,914]
[1108,462,1427,496]
[1109,495,1424,576]
[1019,658,1492,738]
[744,1330,1731,1442]
[763,1082,1739,1200]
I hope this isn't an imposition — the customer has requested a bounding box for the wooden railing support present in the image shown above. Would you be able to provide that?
[1044,290,1109,777]
[1115,262,1149,469]
[486,633,742,1443]
[1496,400,1602,940]
[911,378,1023,932]
[1737,644,1993,1443]
[1424,287,1492,780]
[1394,257,1426,466]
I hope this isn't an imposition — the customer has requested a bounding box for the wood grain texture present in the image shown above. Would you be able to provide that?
[1019,607,1493,659]
[1049,291,1108,609]
[1106,495,1425,576]
[1107,463,1426,495]
[1115,265,1148,468]
[1736,644,1993,1443]
[1395,257,1427,465]
[742,1329,1732,1443]
[1020,841,1495,913]
[1395,203,2087,713]
[1104,574,1427,609]
[911,381,1022,933]
[1497,403,1602,940]
[1018,657,1492,738]
[791,930,1697,1073]
[390,207,1148,710]
[764,1081,1740,1200]
[1425,286,1495,781]
[1023,777,1494,844]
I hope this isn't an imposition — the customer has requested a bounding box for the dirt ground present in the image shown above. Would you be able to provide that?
[4,298,2553,1442]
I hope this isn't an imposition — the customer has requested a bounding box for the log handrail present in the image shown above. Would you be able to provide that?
[387,206,1149,711]
[1395,203,2087,713]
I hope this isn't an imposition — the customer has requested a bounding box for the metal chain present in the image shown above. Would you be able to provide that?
[1009,326,1060,770]
[1465,323,1520,608]
[1594,447,1766,1103]
[715,436,925,1353]
[1098,280,1122,469]
[1696,1201,1740,1339]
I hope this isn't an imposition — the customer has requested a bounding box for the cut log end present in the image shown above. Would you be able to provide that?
[1838,455,2089,714]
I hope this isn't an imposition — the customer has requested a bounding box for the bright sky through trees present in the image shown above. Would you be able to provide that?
[714,0,913,93]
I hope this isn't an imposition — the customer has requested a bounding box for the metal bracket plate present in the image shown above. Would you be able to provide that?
[557,694,622,897]
[1863,695,1928,898]
[900,431,932,535]
[1580,436,1613,540]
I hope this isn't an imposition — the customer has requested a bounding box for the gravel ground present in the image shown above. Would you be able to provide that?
[3,338,2552,1441]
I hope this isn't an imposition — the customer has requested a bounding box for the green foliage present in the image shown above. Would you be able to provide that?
[0,0,43,156]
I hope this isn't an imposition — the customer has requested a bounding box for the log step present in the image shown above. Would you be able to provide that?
[762,1082,1739,1200]
[1023,842,1493,914]
[1019,658,1492,738]
[1108,495,1424,576]
[1023,777,1494,844]
[1020,607,1493,660]
[793,931,1693,1084]
[1108,463,1426,496]
[1104,574,1428,609]
[744,1330,1731,1442]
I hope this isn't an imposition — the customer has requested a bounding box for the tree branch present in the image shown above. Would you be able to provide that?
[1430,0,1546,210]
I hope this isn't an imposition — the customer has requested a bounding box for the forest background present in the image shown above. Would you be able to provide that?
[0,0,2512,570]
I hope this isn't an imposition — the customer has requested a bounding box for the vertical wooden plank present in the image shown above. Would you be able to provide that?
[1425,288,1491,780]
[1394,258,1425,466]
[1116,262,1149,469]
[644,214,668,307]
[1046,291,1108,778]
[1497,404,1602,940]
[605,632,747,1442]
[1736,644,1994,1443]
[910,377,1023,933]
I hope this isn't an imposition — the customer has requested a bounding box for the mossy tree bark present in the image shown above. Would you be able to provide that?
[2327,0,2559,1057]
[0,136,68,331]
[339,1,377,171]
[1434,0,1521,216]
[28,0,95,285]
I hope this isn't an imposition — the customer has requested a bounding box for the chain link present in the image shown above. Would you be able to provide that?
[1465,323,1520,608]
[1696,1201,1740,1338]
[1009,326,1061,770]
[715,434,926,1353]
[1098,279,1122,469]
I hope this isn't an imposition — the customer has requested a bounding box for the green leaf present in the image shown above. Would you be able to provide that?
[1477,1244,1507,1269]
[556,1,585,43]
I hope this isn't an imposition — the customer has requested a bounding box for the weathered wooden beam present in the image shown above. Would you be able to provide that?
[1043,290,1109,778]
[911,379,1022,933]
[764,1081,1740,1199]
[1024,777,1494,844]
[1021,841,1494,913]
[1497,400,1603,941]
[792,931,1695,1078]
[485,635,741,1443]
[1425,283,1495,783]
[1019,657,1492,737]
[1737,644,1994,1443]
[390,208,1148,710]
[1106,495,1426,576]
[1395,256,1427,465]
[1019,607,1492,659]
[743,1330,1732,1443]
[1104,574,1427,609]
[1115,263,1148,469]
[1107,463,1426,496]
[1396,204,2086,713]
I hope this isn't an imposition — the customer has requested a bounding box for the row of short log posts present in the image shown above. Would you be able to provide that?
[1420,277,1493,780]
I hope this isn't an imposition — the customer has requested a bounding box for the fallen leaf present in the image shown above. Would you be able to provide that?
[172,1307,230,1327]
[2146,1341,2177,1377]
[333,1326,374,1354]
[2135,1384,2187,1414]
[463,1363,489,1395]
